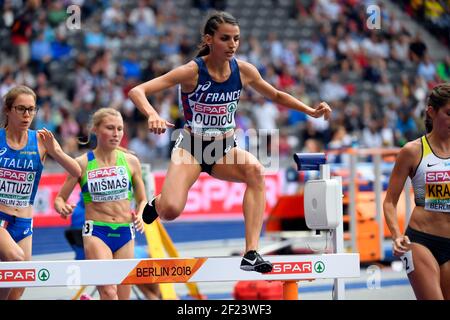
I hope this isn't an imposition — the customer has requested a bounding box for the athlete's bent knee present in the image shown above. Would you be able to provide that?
[244,163,265,187]
[1,248,25,262]
[159,203,183,221]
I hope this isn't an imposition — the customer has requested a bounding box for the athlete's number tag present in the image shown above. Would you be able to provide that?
[400,250,414,274]
[130,224,135,239]
[82,220,93,236]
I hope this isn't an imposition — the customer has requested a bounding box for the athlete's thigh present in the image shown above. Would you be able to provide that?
[114,241,134,300]
[113,239,134,260]
[408,243,443,299]
[0,228,21,260]
[83,236,113,260]
[440,260,450,299]
[7,237,32,299]
[17,235,32,261]
[161,148,202,201]
[211,147,262,183]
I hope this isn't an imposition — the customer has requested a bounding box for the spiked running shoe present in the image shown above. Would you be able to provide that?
[240,250,273,273]
[142,198,159,224]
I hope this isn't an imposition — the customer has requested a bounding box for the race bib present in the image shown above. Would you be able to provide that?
[0,168,35,207]
[191,102,237,136]
[424,169,450,212]
[400,250,414,274]
[82,220,93,236]
[87,166,129,202]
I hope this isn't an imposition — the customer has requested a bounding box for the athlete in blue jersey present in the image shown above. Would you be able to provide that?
[384,83,450,300]
[129,12,332,273]
[0,85,81,300]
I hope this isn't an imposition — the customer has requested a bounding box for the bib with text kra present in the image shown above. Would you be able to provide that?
[425,168,450,212]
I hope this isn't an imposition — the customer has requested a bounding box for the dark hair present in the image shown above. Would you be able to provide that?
[196,11,239,57]
[425,83,450,133]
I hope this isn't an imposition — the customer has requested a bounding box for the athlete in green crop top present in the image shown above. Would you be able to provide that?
[54,108,147,300]
[80,148,133,204]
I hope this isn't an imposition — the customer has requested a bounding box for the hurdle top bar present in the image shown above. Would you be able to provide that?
[0,254,359,288]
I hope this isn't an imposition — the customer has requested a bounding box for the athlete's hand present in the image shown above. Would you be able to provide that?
[38,128,58,154]
[392,235,411,257]
[132,211,145,234]
[311,102,332,120]
[147,113,175,135]
[56,203,76,219]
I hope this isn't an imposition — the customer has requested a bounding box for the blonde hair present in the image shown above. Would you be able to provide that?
[2,85,36,127]
[79,107,123,145]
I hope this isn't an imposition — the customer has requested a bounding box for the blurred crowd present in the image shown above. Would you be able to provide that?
[399,0,450,47]
[0,0,449,169]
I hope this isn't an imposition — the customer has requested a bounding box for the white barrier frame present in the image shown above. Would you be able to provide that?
[294,153,358,300]
[0,254,359,288]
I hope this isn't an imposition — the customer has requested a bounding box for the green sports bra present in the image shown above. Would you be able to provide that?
[80,150,133,204]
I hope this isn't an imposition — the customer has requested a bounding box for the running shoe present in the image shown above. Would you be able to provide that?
[240,250,273,273]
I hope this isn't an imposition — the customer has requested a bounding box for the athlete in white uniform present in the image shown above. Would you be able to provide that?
[384,83,450,300]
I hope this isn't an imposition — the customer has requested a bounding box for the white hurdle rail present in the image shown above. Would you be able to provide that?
[0,154,361,300]
[0,254,359,289]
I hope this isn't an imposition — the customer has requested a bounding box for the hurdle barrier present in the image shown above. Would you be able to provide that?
[0,254,359,292]
[0,154,360,300]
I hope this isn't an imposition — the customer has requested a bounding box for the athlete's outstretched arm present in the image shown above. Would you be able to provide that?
[128,62,197,134]
[38,128,82,177]
[54,156,85,219]
[239,61,331,120]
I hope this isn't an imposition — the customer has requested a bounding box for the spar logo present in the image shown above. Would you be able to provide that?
[88,167,122,179]
[0,269,35,282]
[314,261,325,273]
[193,103,227,115]
[426,171,450,183]
[0,168,30,182]
[227,103,237,113]
[270,261,313,274]
[38,268,50,281]
[27,172,34,182]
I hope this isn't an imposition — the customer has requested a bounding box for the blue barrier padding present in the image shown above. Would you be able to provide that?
[293,153,326,171]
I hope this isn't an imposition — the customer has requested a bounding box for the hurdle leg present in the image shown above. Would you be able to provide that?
[283,281,298,300]
[72,286,86,300]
